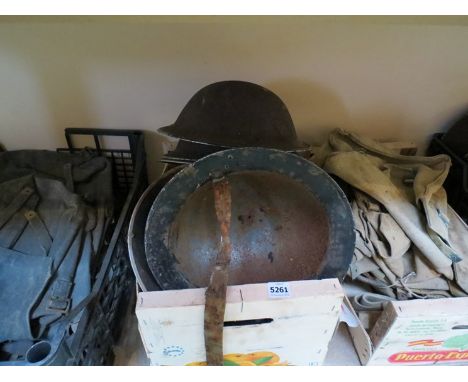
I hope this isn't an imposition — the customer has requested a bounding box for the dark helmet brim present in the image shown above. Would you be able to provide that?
[157,81,310,152]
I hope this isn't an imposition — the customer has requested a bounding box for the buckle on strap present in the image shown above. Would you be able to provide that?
[47,279,73,314]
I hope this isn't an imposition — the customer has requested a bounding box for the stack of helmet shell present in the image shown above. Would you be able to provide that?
[160,81,310,164]
[128,81,355,291]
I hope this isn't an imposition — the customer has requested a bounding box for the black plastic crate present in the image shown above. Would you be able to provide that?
[427,133,468,222]
[0,128,147,365]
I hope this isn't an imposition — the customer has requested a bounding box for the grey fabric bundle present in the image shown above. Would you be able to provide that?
[0,150,113,344]
[314,129,468,301]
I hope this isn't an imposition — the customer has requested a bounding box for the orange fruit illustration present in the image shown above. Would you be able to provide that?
[185,351,287,366]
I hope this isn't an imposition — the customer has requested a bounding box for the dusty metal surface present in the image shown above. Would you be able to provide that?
[170,171,329,286]
[128,166,183,291]
[157,81,309,152]
[204,178,232,366]
[144,148,355,290]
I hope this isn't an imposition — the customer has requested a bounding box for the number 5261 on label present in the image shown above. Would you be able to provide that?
[267,282,291,298]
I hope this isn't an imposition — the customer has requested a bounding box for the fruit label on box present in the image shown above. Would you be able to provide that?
[368,298,468,365]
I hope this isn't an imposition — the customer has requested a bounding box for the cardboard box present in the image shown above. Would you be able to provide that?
[347,296,468,365]
[135,279,344,366]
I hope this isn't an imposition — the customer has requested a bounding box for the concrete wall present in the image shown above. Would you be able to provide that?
[1,16,468,179]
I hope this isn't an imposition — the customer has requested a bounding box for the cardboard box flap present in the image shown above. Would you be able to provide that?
[340,296,373,365]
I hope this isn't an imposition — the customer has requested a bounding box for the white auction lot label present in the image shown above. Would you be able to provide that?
[267,282,291,298]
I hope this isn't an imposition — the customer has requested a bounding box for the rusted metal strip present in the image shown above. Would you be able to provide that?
[204,177,231,366]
